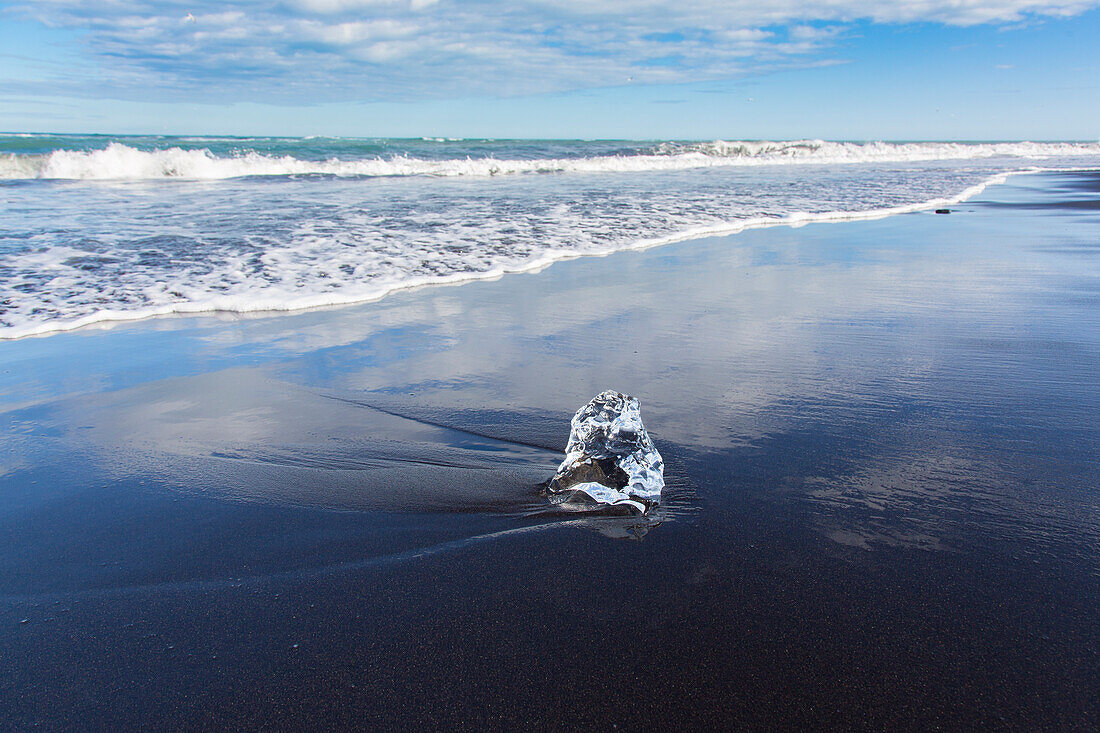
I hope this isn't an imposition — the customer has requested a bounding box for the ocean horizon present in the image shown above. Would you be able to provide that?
[5,0,1100,726]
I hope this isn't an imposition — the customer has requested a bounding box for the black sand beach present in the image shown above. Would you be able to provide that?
[2,171,1098,729]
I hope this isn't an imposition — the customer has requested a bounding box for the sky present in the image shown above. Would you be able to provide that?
[1,0,1098,139]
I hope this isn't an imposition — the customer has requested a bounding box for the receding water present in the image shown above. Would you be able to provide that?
[3,135,1100,338]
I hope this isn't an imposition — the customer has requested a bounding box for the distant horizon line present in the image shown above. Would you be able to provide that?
[3,131,1099,144]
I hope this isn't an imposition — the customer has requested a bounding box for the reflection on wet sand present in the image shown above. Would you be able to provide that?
[2,174,1097,562]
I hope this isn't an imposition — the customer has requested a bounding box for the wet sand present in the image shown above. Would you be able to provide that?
[1,171,1098,728]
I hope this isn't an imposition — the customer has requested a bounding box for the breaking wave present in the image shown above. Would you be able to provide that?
[0,170,1021,340]
[2,140,1099,181]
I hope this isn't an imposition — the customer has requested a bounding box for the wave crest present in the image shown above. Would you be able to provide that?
[2,140,1099,181]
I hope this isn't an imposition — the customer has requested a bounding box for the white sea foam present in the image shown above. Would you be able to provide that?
[0,167,1033,340]
[2,140,1099,180]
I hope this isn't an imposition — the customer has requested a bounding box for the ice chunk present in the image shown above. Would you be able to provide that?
[546,390,664,513]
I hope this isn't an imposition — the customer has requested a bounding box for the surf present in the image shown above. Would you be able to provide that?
[3,139,1099,180]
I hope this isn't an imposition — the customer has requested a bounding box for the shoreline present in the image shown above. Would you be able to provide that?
[5,165,1093,342]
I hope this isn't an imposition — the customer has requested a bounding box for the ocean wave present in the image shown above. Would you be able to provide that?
[0,169,1021,340]
[1,140,1098,181]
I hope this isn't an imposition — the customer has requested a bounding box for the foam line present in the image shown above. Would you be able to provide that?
[2,140,1099,180]
[0,166,1060,341]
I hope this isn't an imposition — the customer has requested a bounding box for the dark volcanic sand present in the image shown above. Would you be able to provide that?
[1,172,1098,729]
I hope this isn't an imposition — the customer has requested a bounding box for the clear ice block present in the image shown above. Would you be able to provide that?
[546,390,664,513]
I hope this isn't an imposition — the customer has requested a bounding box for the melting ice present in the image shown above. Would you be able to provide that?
[546,390,664,514]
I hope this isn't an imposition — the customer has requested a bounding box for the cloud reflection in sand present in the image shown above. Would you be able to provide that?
[3,174,1097,556]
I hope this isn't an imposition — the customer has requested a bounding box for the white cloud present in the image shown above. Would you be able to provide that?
[538,1,1097,26]
[301,19,420,44]
[787,24,842,42]
[292,0,420,13]
[6,1,1098,101]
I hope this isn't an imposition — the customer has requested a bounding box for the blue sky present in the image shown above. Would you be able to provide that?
[1,1,1098,139]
